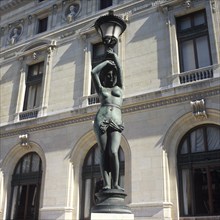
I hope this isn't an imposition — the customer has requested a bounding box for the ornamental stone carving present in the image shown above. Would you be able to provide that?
[65,3,80,23]
[8,25,23,45]
[211,0,216,13]
[190,99,207,119]
[19,134,31,149]
[184,0,191,8]
[28,15,33,25]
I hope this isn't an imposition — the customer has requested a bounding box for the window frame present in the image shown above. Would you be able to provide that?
[37,16,48,34]
[7,152,42,220]
[176,9,213,72]
[15,42,55,121]
[23,62,44,111]
[177,124,220,217]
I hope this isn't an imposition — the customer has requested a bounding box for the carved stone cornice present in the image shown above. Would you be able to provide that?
[0,0,26,13]
[122,87,220,114]
[0,87,219,138]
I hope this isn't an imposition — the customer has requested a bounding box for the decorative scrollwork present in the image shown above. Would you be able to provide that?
[190,99,207,120]
[19,134,31,149]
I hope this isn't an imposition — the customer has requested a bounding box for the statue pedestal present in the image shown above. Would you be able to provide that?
[91,213,134,220]
[91,189,132,214]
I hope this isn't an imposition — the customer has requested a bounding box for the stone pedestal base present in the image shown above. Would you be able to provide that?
[92,189,132,214]
[91,213,134,220]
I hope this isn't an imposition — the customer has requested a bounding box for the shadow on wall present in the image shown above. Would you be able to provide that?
[128,11,172,88]
[53,40,85,107]
[0,62,21,123]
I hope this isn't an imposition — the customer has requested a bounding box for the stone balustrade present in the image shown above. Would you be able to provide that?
[19,108,39,120]
[179,66,214,84]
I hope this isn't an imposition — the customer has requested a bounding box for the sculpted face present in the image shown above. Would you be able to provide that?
[104,70,117,87]
[13,28,18,34]
[69,5,75,12]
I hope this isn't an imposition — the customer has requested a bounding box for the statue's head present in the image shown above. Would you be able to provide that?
[13,28,18,34]
[100,63,117,87]
[69,5,75,12]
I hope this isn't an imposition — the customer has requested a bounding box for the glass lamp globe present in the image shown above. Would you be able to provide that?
[94,10,127,48]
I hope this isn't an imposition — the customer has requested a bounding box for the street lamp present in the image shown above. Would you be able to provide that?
[94,10,127,49]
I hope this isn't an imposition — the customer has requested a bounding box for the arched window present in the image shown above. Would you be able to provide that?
[7,152,42,220]
[81,144,125,220]
[177,124,220,217]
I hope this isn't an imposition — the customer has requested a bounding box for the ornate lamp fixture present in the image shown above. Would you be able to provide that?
[94,10,127,48]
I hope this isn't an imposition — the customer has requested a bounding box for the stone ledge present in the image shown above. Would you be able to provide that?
[0,85,219,138]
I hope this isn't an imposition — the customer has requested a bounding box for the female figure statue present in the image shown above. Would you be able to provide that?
[92,48,124,191]
[67,5,76,23]
[10,28,19,45]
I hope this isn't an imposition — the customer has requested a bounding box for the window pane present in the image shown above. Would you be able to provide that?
[26,85,37,109]
[26,185,37,219]
[28,65,35,76]
[194,12,205,26]
[181,40,196,71]
[91,43,105,95]
[38,17,48,33]
[194,168,209,215]
[100,0,112,9]
[33,65,39,76]
[10,186,19,220]
[86,153,92,166]
[32,154,40,172]
[180,17,191,30]
[190,128,205,153]
[28,85,35,108]
[92,43,105,68]
[35,83,42,107]
[22,154,31,173]
[93,44,105,58]
[29,62,44,76]
[84,179,91,218]
[181,139,188,154]
[39,62,44,74]
[119,147,125,161]
[182,169,192,215]
[15,163,21,174]
[95,178,103,195]
[94,147,100,165]
[17,185,27,219]
[196,36,211,68]
[211,166,220,214]
[207,127,220,150]
[119,174,124,188]
[90,80,96,95]
[26,83,42,109]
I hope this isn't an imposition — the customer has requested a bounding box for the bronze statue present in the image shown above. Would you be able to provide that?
[92,48,124,191]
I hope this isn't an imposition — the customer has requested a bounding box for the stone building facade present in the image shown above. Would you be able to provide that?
[0,0,220,219]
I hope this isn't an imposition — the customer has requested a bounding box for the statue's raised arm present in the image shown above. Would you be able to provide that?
[106,48,123,88]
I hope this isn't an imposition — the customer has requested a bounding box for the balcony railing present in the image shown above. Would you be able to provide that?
[179,66,214,84]
[19,108,39,120]
[88,94,100,105]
